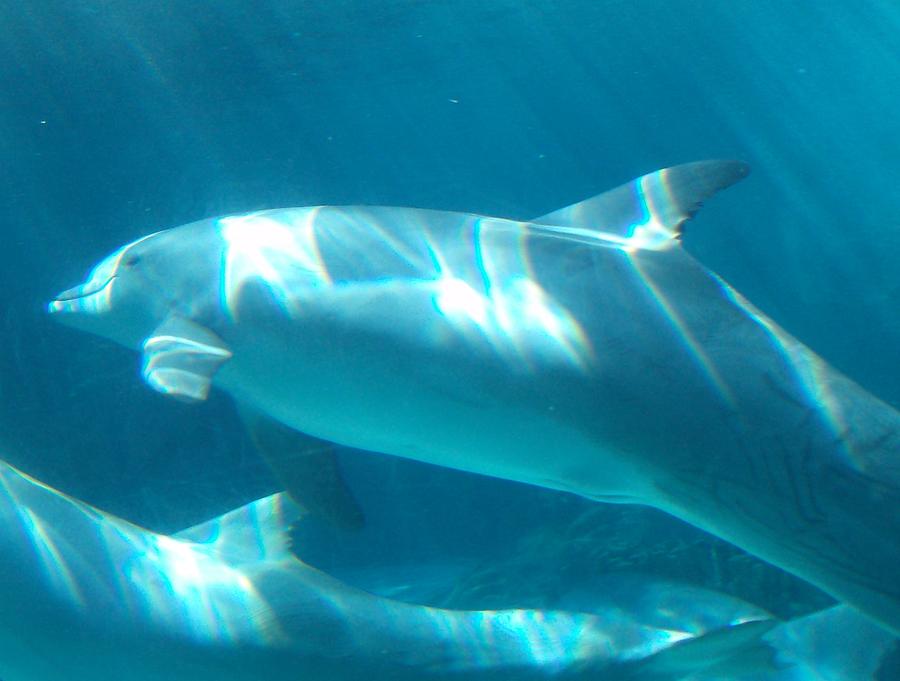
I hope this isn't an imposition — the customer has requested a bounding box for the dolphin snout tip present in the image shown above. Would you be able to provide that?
[47,295,74,315]
[46,275,117,317]
[47,297,79,320]
[47,287,79,315]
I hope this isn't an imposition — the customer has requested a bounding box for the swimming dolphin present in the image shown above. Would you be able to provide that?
[554,576,899,681]
[572,576,900,681]
[723,605,900,681]
[0,456,774,681]
[358,562,900,681]
[48,160,900,634]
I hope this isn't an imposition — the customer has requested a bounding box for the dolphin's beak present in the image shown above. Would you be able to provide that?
[48,275,116,316]
[48,245,128,318]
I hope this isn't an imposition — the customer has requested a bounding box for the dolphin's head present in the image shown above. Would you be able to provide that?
[48,231,171,348]
[48,222,221,350]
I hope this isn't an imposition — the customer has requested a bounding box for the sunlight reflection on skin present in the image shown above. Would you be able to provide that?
[219,210,332,319]
[218,209,593,371]
[720,285,854,468]
[0,456,746,673]
[625,254,738,408]
[530,166,686,252]
[0,464,280,646]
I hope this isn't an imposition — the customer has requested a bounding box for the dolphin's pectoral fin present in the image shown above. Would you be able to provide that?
[240,407,365,532]
[531,160,750,247]
[141,316,233,402]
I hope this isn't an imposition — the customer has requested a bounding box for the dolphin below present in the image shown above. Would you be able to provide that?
[555,576,900,681]
[715,604,900,681]
[49,160,900,634]
[0,455,777,681]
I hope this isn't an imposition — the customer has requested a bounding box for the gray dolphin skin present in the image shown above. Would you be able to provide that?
[0,456,778,681]
[49,161,900,635]
[555,576,900,681]
[729,605,900,681]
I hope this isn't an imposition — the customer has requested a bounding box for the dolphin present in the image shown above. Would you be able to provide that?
[0,455,776,681]
[717,604,900,681]
[48,160,900,634]
[358,563,900,681]
[562,578,900,681]
[556,577,900,681]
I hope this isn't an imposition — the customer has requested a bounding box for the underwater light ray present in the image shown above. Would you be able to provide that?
[719,284,854,467]
[19,508,85,608]
[626,254,736,407]
[219,210,332,319]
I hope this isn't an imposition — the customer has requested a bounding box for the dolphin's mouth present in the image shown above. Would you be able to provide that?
[52,275,116,303]
[48,275,117,316]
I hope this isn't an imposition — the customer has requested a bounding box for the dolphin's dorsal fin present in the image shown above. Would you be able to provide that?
[141,316,233,402]
[240,407,366,532]
[531,160,750,249]
[174,492,301,565]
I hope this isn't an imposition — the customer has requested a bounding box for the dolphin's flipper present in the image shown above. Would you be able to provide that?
[140,312,365,531]
[532,159,750,245]
[240,407,366,531]
[141,315,233,401]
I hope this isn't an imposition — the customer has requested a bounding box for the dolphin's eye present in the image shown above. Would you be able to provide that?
[123,254,141,268]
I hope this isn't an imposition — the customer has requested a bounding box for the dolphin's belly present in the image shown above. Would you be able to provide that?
[216,311,650,501]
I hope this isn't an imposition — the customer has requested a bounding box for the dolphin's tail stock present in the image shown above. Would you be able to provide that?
[808,372,900,635]
[663,361,900,639]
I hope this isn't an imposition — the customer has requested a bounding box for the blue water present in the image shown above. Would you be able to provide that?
[0,0,898,621]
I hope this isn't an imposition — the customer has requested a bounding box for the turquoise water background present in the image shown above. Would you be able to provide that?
[0,1,897,611]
